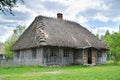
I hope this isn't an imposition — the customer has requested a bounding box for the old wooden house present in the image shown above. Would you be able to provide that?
[11,13,109,66]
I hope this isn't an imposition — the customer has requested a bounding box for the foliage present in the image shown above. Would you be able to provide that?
[104,30,110,38]
[95,34,99,39]
[0,0,23,15]
[104,32,120,64]
[4,25,26,59]
[104,30,111,60]
[95,34,104,41]
[0,65,120,80]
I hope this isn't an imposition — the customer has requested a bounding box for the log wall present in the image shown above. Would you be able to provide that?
[74,50,83,65]
[14,48,43,66]
[43,47,74,66]
[13,47,106,66]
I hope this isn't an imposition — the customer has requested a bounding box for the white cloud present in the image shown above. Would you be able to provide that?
[112,16,120,22]
[77,16,88,23]
[93,13,109,22]
[64,0,100,17]
[0,0,120,42]
[0,26,15,42]
[13,4,38,18]
[101,4,110,11]
[91,26,118,35]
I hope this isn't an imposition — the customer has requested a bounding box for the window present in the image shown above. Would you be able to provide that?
[63,49,69,57]
[16,51,20,59]
[32,49,36,59]
[50,48,57,56]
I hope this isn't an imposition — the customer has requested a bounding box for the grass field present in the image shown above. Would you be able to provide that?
[0,63,120,80]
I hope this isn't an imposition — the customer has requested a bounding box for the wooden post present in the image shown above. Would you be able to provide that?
[92,49,96,65]
[83,49,88,65]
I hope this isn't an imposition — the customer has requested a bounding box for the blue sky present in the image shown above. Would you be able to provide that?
[0,0,120,42]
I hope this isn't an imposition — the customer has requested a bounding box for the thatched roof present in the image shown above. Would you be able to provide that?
[11,15,109,50]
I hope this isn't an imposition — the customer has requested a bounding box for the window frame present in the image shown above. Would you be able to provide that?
[63,49,69,57]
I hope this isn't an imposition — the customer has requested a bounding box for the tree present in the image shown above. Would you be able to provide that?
[96,34,99,39]
[104,30,111,60]
[104,30,110,38]
[4,25,26,59]
[104,32,120,64]
[0,0,23,15]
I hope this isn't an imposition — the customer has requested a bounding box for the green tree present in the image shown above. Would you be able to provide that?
[104,32,120,64]
[4,25,26,59]
[0,0,23,15]
[104,30,110,38]
[104,30,111,60]
[96,34,99,39]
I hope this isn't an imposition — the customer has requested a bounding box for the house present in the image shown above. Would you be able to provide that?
[11,13,109,66]
[0,43,5,60]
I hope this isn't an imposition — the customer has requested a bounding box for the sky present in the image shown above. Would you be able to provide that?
[0,0,120,43]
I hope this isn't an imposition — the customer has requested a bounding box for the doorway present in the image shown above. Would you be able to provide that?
[87,48,92,64]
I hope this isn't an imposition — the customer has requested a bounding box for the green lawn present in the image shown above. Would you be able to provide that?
[0,64,120,80]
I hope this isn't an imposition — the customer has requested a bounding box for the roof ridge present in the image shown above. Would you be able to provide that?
[37,15,80,26]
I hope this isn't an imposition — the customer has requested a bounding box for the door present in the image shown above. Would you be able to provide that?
[87,48,92,64]
[74,52,78,64]
[50,47,58,64]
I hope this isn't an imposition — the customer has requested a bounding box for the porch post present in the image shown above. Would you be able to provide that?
[83,49,88,65]
[92,49,96,65]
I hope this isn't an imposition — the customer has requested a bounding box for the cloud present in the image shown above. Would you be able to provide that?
[89,26,119,35]
[93,13,109,22]
[0,26,15,42]
[0,0,120,42]
[112,16,120,22]
[41,1,68,11]
[77,16,88,24]
[69,0,120,23]
[0,4,37,27]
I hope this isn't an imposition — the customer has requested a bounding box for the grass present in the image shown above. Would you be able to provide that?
[0,63,120,80]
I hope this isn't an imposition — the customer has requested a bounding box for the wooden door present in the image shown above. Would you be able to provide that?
[87,49,92,64]
[74,52,77,64]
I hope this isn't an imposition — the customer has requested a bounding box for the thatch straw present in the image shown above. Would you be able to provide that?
[11,16,109,50]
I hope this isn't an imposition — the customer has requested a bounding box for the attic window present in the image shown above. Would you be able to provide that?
[32,49,36,59]
[63,49,69,57]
